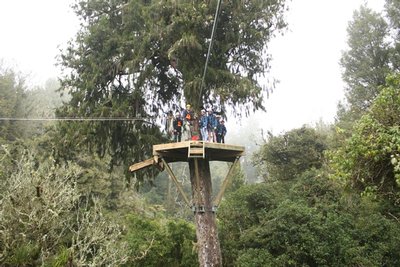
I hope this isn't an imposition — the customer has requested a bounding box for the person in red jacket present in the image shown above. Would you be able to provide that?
[182,104,195,140]
[182,104,194,123]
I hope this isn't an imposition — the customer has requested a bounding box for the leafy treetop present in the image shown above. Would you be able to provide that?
[56,0,288,175]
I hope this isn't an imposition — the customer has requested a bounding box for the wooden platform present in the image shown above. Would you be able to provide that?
[153,141,245,163]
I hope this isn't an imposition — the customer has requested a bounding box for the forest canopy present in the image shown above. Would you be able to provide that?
[2,1,400,266]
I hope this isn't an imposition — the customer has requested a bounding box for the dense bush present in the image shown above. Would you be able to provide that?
[123,215,198,267]
[328,75,400,207]
[218,171,400,266]
[253,127,327,181]
[0,152,128,266]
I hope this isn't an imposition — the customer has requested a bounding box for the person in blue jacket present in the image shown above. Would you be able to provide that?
[216,119,227,143]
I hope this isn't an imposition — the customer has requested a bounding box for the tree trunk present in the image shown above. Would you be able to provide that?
[189,158,222,267]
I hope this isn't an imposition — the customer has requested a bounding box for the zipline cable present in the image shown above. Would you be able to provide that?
[198,0,223,106]
[0,117,153,123]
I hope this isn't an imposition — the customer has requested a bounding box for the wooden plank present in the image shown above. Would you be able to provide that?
[190,148,203,154]
[153,141,190,152]
[154,141,244,153]
[129,158,154,172]
[203,142,244,152]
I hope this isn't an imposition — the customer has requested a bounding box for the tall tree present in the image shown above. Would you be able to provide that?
[339,5,391,121]
[57,0,288,174]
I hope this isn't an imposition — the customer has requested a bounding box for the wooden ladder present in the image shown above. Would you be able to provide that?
[188,141,205,158]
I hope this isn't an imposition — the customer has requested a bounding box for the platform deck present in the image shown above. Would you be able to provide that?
[153,141,245,163]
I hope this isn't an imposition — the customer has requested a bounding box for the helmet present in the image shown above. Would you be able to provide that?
[186,104,191,108]
[176,112,181,116]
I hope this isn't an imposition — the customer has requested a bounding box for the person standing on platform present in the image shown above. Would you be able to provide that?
[199,109,208,141]
[182,104,194,139]
[165,110,175,141]
[207,108,218,142]
[216,119,227,143]
[182,104,194,124]
[173,112,183,142]
[182,120,192,141]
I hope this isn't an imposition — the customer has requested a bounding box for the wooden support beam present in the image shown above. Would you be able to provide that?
[129,157,164,173]
[161,158,191,207]
[213,157,240,207]
[129,158,154,172]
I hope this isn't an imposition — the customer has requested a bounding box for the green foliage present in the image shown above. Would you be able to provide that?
[0,151,129,266]
[43,246,70,267]
[253,127,327,181]
[6,242,40,266]
[328,74,400,205]
[7,3,400,266]
[235,248,274,267]
[218,182,287,267]
[218,171,400,266]
[123,215,198,267]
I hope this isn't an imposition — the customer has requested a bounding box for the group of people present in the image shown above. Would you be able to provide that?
[165,104,227,143]
[199,108,227,143]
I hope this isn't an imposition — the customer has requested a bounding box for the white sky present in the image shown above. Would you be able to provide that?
[0,0,385,135]
[252,0,385,134]
[0,0,79,84]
